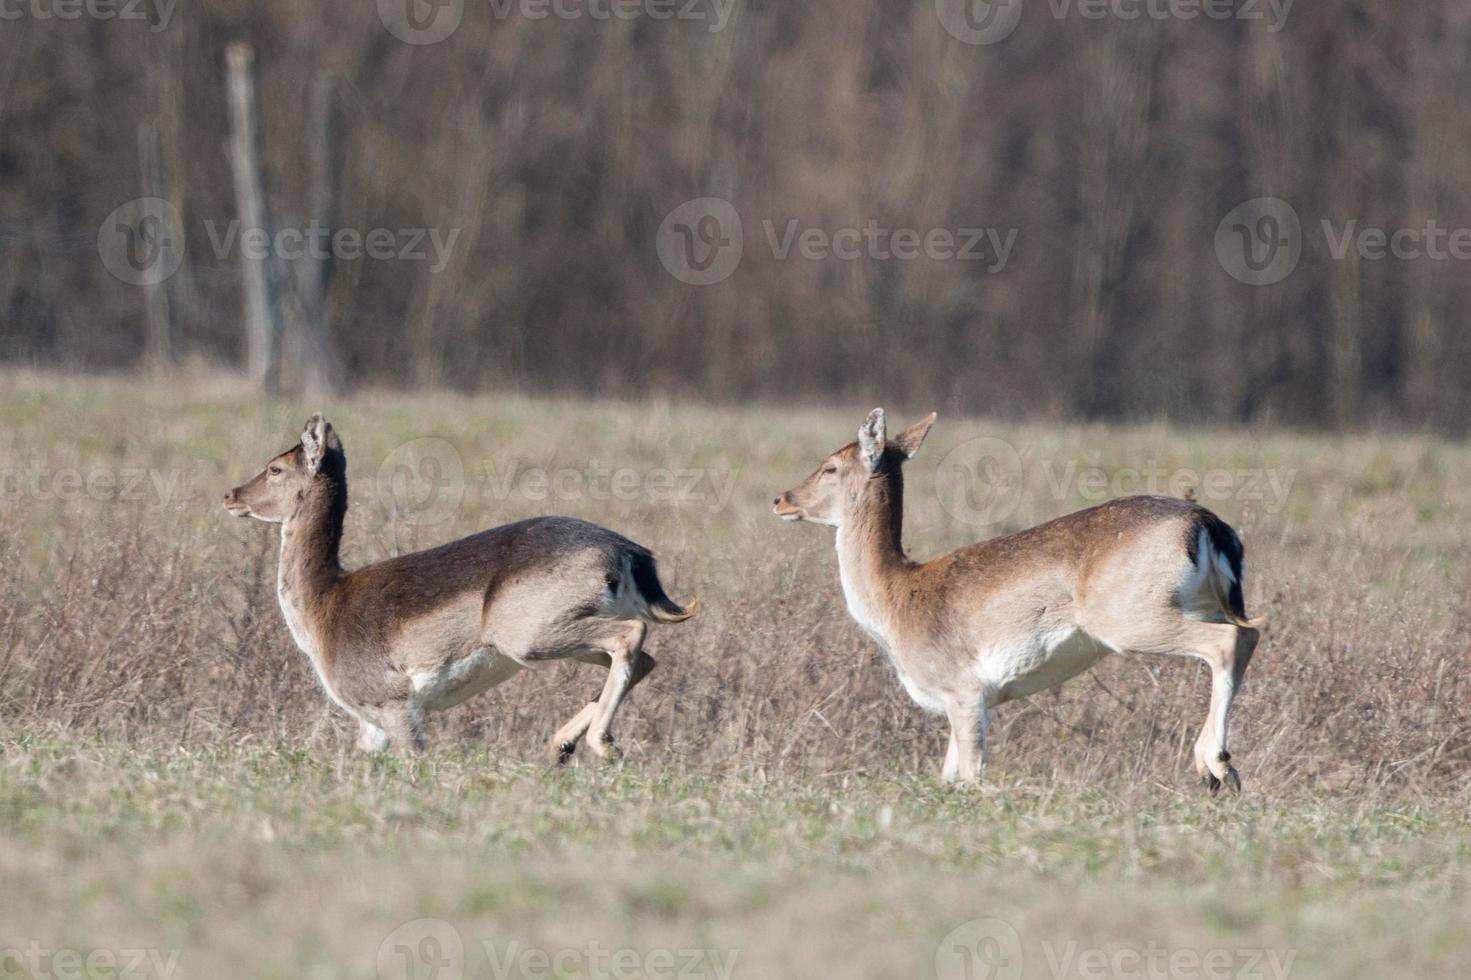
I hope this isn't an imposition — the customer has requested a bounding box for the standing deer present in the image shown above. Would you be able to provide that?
[774,409,1263,791]
[223,415,693,759]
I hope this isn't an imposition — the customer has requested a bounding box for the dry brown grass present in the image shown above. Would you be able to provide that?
[2,370,1468,799]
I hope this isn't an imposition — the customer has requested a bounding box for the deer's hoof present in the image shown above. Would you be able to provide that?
[1201,766,1242,795]
[591,734,623,762]
[554,741,577,765]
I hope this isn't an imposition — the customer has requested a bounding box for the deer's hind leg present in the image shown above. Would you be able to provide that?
[584,620,654,760]
[547,621,656,763]
[1196,621,1259,793]
[1097,616,1259,793]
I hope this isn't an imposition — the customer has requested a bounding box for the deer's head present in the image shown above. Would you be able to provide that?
[773,408,935,529]
[224,414,343,523]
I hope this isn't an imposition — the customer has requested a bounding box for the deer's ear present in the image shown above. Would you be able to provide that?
[858,408,886,471]
[892,412,937,459]
[300,414,335,473]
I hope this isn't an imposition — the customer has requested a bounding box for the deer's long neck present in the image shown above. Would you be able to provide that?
[277,472,347,651]
[835,470,911,644]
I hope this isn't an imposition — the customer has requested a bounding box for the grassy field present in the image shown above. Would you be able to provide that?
[3,738,1469,980]
[1,371,1468,978]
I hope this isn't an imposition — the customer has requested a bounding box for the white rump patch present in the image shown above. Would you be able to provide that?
[1178,528,1237,622]
[603,553,666,621]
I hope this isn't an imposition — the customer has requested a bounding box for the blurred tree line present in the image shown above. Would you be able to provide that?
[1,0,1467,431]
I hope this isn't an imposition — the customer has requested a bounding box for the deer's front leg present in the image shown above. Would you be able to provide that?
[550,701,599,764]
[357,721,391,753]
[943,699,989,783]
[941,728,960,782]
[378,704,425,754]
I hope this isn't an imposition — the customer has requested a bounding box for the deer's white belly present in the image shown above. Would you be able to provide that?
[894,667,948,715]
[408,646,523,713]
[979,626,1112,704]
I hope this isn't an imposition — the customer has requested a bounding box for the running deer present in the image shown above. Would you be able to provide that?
[223,415,693,759]
[774,409,1264,791]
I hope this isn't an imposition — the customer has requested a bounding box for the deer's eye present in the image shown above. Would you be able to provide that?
[268,465,283,476]
[821,464,837,476]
